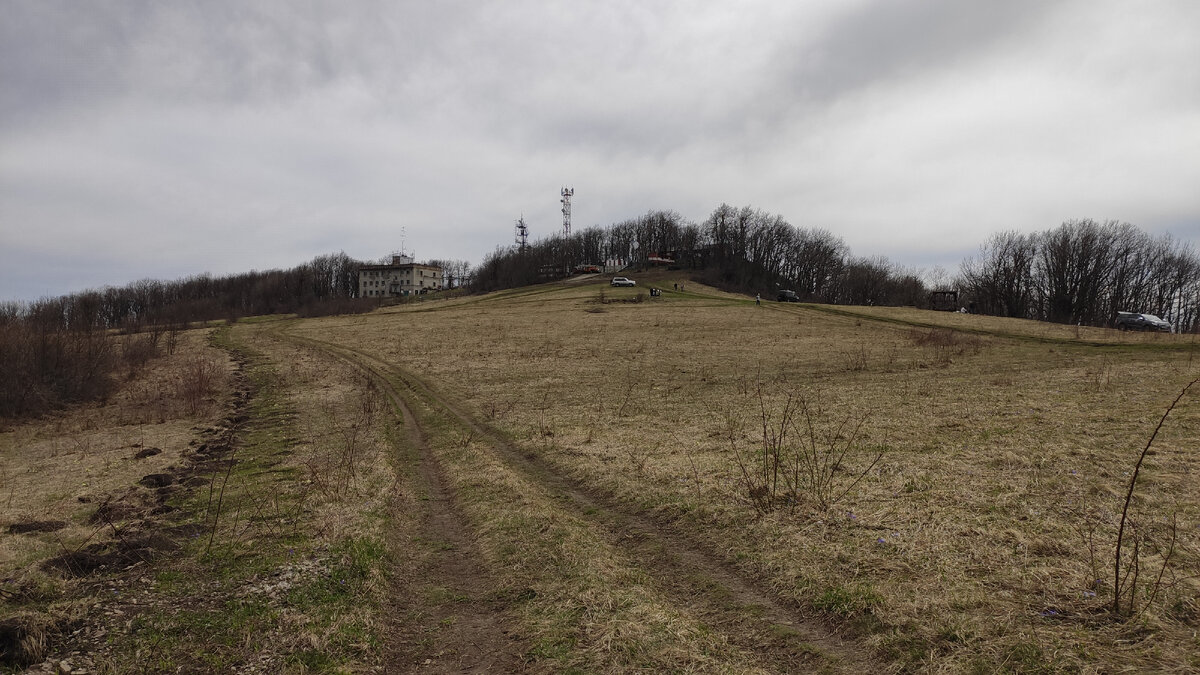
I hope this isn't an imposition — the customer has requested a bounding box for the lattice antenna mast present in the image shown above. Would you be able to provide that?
[560,187,574,237]
[515,216,529,252]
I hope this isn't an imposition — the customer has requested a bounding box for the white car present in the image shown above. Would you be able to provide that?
[610,277,636,287]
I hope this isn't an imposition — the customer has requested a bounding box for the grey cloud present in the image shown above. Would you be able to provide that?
[778,0,1049,103]
[2,1,1198,302]
[2,1,449,125]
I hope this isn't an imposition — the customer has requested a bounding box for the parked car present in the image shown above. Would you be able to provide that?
[1114,311,1172,332]
[611,277,636,287]
[777,290,799,302]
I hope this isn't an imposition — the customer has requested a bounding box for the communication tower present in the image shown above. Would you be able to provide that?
[515,216,529,252]
[560,187,574,237]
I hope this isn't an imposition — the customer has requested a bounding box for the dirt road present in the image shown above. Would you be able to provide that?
[281,327,880,673]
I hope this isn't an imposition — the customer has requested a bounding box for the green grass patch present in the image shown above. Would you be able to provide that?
[99,325,387,671]
[813,583,882,618]
[288,537,385,608]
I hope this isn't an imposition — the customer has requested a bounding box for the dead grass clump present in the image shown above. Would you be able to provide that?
[178,354,222,415]
[841,343,869,371]
[0,612,56,668]
[910,327,982,350]
[906,327,985,366]
[43,530,179,577]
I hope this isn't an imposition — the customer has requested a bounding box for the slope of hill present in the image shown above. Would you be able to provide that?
[3,278,1197,672]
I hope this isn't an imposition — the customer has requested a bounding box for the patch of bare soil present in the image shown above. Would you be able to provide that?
[384,445,531,673]
[6,352,252,672]
[6,521,66,535]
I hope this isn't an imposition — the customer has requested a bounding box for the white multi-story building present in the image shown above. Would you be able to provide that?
[358,255,443,298]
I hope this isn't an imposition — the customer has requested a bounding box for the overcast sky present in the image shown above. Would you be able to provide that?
[2,1,1198,302]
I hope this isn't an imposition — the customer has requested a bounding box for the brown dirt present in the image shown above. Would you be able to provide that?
[6,521,66,535]
[293,335,531,673]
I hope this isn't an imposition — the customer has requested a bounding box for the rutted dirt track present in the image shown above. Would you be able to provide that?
[282,330,529,672]
[279,327,880,673]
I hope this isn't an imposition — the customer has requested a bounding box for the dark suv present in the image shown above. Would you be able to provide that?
[777,290,799,302]
[1114,312,1172,332]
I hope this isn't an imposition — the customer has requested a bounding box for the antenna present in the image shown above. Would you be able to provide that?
[560,187,574,237]
[515,215,529,252]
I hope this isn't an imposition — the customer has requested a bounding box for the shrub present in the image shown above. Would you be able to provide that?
[908,327,982,363]
[725,386,883,514]
[179,355,222,415]
[0,320,115,418]
[121,331,161,376]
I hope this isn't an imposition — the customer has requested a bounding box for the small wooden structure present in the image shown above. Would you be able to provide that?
[929,290,959,312]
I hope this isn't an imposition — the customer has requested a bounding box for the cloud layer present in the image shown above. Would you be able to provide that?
[3,0,1198,300]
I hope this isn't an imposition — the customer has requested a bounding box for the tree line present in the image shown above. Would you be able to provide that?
[960,219,1199,331]
[0,252,372,418]
[4,209,1196,419]
[1,249,482,417]
[6,251,369,335]
[472,204,927,307]
[473,207,1198,332]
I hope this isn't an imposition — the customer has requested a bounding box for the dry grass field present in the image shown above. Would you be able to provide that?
[3,274,1198,673]
[291,273,1199,672]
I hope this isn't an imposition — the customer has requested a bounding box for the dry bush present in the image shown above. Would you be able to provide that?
[841,343,869,371]
[1087,355,1115,390]
[908,327,983,363]
[1110,377,1198,618]
[0,322,115,418]
[726,386,882,514]
[120,331,161,377]
[179,354,222,415]
[302,379,381,501]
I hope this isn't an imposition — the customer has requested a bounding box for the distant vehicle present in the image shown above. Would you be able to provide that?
[1114,312,1172,332]
[611,277,636,287]
[777,290,799,302]
[574,264,602,274]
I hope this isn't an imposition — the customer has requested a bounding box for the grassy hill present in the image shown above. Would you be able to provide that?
[3,276,1198,672]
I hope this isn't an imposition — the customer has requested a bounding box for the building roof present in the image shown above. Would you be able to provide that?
[359,262,443,272]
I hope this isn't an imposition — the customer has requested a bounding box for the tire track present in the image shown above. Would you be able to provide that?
[285,329,882,673]
[279,330,529,673]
